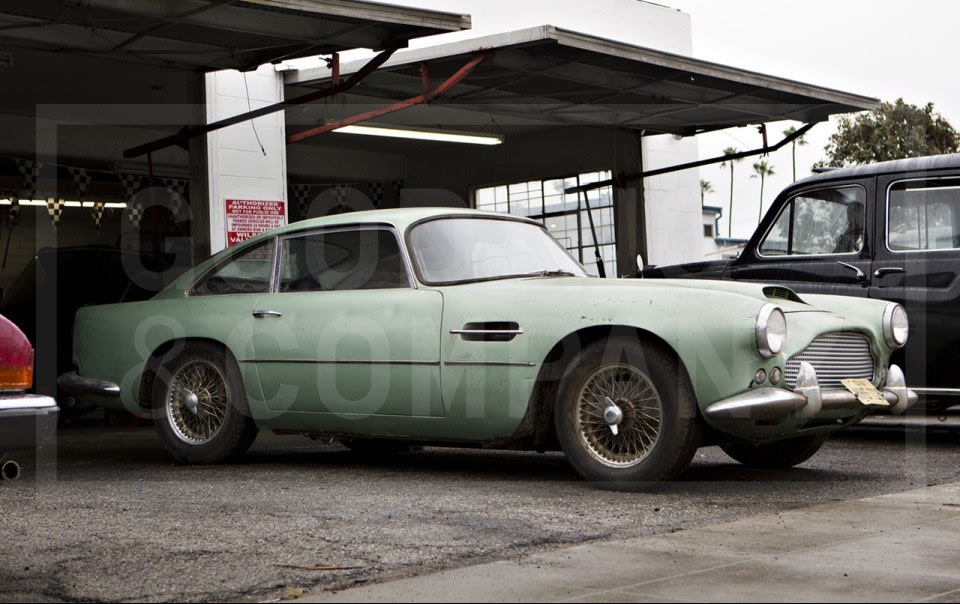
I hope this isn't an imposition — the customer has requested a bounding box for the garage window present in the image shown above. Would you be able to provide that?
[474,171,616,277]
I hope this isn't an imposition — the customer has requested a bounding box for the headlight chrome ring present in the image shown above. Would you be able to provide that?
[756,303,787,359]
[883,303,909,348]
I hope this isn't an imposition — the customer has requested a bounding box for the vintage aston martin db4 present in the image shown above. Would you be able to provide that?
[60,208,916,486]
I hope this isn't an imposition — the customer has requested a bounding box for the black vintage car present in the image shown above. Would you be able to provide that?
[644,154,960,411]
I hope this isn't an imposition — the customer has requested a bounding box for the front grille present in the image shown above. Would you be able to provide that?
[785,332,875,388]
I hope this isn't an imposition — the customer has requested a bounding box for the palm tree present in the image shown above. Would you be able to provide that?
[720,147,740,237]
[751,159,776,222]
[783,126,808,182]
[699,179,714,206]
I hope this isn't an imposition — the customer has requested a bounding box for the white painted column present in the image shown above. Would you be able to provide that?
[205,65,287,254]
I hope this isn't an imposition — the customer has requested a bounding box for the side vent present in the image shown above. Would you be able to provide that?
[452,322,523,342]
[763,286,805,304]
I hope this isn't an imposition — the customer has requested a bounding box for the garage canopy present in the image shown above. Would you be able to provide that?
[0,0,471,72]
[288,25,878,136]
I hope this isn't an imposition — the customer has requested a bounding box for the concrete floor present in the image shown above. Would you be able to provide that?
[308,481,960,602]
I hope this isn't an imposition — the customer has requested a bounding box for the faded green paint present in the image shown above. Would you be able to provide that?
[71,208,901,445]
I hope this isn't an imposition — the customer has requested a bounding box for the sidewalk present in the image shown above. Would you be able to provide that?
[305,482,960,602]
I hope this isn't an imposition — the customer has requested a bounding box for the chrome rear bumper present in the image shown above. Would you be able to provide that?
[705,363,917,422]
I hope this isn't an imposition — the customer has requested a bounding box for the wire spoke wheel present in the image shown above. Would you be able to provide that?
[575,363,663,469]
[166,359,230,445]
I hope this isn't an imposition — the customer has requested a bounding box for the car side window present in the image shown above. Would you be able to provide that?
[191,239,276,296]
[888,179,960,252]
[759,186,866,257]
[278,228,411,292]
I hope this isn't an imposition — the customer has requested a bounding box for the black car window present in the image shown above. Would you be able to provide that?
[191,239,275,296]
[759,186,866,257]
[278,228,410,292]
[888,179,960,251]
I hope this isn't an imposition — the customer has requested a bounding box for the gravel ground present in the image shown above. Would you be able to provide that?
[2,423,958,602]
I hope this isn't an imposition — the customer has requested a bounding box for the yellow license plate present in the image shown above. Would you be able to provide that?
[841,379,889,406]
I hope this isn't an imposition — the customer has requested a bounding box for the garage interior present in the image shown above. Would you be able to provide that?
[0,0,876,408]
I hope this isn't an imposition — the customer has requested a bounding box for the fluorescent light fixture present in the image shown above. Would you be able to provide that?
[0,199,127,208]
[335,124,503,146]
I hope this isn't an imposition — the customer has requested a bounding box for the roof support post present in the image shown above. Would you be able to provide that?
[123,46,399,159]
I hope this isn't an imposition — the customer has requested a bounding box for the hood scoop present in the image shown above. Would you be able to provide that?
[763,286,806,304]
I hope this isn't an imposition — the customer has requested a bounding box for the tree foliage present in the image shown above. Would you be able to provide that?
[822,99,960,167]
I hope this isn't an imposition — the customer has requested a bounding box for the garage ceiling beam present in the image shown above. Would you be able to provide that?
[287,53,488,144]
[123,47,397,158]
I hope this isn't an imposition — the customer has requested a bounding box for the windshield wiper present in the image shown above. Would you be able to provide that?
[516,269,580,278]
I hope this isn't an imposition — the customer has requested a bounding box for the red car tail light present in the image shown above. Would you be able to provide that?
[0,314,34,391]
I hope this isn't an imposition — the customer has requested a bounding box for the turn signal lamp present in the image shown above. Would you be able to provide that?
[0,315,34,391]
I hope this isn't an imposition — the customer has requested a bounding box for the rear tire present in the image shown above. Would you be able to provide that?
[554,335,701,488]
[721,434,828,468]
[151,342,258,464]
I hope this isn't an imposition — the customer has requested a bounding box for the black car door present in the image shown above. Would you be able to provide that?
[727,180,875,297]
[869,171,960,397]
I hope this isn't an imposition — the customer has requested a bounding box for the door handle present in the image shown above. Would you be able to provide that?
[836,261,867,284]
[252,310,283,319]
[874,267,907,278]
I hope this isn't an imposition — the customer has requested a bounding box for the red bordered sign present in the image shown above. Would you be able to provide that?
[225,199,286,247]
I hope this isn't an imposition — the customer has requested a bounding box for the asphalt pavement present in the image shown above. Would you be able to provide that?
[1,423,958,602]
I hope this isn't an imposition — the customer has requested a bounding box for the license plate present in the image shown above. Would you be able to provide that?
[842,379,889,406]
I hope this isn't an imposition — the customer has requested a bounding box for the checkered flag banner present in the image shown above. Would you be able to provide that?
[46,197,65,230]
[118,173,142,202]
[333,184,348,209]
[128,203,144,228]
[69,167,92,203]
[290,184,312,219]
[163,178,188,216]
[393,179,405,202]
[91,201,104,231]
[15,158,41,200]
[368,182,384,208]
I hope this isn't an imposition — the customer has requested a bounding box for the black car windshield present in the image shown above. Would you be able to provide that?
[408,217,588,285]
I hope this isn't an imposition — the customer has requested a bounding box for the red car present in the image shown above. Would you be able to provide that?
[0,314,57,481]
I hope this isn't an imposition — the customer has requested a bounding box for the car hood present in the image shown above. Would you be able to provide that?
[505,275,806,307]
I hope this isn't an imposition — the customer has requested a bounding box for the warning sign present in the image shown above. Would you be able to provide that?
[225,199,286,247]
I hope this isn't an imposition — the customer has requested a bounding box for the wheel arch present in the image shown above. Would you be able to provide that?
[523,325,699,450]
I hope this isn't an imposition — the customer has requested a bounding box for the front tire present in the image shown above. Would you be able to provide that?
[555,336,701,488]
[721,434,828,468]
[152,342,258,464]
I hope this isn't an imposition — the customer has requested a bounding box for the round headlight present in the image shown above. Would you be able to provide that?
[883,303,909,348]
[756,304,787,358]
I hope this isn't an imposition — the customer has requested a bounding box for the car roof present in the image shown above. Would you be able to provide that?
[242,207,537,245]
[792,153,960,188]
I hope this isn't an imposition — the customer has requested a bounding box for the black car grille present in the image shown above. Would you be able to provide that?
[785,332,875,388]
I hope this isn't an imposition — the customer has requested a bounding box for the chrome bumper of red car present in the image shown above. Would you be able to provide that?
[705,364,918,421]
[0,394,58,452]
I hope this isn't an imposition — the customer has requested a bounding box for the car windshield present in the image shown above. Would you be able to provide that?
[408,217,588,285]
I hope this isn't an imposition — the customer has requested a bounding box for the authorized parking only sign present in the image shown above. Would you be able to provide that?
[225,199,286,246]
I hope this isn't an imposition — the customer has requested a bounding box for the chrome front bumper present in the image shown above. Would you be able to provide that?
[705,363,918,421]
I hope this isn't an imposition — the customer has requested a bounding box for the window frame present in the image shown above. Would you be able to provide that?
[885,177,960,255]
[755,184,867,259]
[273,224,417,292]
[186,236,279,297]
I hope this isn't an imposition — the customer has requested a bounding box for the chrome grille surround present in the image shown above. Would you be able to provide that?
[785,332,875,389]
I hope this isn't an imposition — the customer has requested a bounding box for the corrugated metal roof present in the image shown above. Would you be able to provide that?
[0,0,471,72]
[288,25,878,136]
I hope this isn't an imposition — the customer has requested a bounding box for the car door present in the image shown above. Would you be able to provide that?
[870,172,960,396]
[727,181,875,297]
[251,226,444,417]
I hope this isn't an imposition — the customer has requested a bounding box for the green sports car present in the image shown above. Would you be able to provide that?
[60,208,916,486]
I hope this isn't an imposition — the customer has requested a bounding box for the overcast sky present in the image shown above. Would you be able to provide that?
[364,1,960,238]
